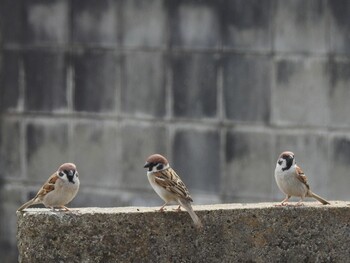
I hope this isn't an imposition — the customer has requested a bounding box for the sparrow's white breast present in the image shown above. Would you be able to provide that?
[43,177,80,207]
[147,172,176,203]
[275,168,308,197]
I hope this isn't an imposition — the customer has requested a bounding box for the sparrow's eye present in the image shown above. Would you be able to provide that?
[58,171,65,177]
[156,164,164,170]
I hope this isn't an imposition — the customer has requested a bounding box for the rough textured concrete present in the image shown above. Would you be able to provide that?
[1,1,350,261]
[17,202,350,262]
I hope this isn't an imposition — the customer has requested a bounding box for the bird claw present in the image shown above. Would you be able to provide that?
[50,206,71,212]
[173,206,182,212]
[274,202,289,207]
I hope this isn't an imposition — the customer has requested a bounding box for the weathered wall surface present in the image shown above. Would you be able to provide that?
[1,0,350,261]
[17,202,350,262]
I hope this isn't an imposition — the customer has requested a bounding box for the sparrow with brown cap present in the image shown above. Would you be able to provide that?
[275,151,329,206]
[144,154,203,228]
[17,163,80,211]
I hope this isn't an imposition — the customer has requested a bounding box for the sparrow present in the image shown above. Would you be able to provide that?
[144,154,203,228]
[17,163,80,211]
[274,151,330,206]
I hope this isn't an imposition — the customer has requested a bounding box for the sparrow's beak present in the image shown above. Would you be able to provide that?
[144,162,154,172]
[67,170,75,184]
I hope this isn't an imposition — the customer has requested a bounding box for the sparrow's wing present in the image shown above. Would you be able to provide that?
[295,165,310,190]
[34,173,59,200]
[154,168,193,202]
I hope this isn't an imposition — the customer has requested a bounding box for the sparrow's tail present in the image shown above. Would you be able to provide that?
[17,198,38,211]
[308,191,330,205]
[178,199,203,229]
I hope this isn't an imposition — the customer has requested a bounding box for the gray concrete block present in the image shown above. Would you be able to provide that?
[0,51,20,111]
[223,0,272,51]
[72,122,122,187]
[271,58,329,126]
[121,51,165,117]
[24,50,68,111]
[172,128,220,193]
[329,136,350,200]
[72,188,163,208]
[223,54,271,122]
[120,123,168,190]
[171,53,218,118]
[0,119,21,178]
[129,192,167,207]
[225,130,274,200]
[71,188,130,208]
[26,121,70,181]
[329,60,350,127]
[274,132,330,200]
[0,0,23,44]
[24,0,69,45]
[73,50,120,112]
[17,203,350,262]
[0,184,21,262]
[329,0,350,54]
[72,0,119,45]
[121,0,166,48]
[23,186,47,206]
[274,0,328,53]
[169,0,222,49]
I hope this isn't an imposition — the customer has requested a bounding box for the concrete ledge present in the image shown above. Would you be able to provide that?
[17,202,350,262]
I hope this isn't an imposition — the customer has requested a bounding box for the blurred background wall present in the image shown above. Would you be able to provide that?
[1,0,350,261]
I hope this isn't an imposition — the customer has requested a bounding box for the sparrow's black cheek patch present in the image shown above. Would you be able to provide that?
[282,157,293,171]
[157,164,164,170]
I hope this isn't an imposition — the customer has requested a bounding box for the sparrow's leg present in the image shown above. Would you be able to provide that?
[275,195,291,206]
[173,205,182,212]
[281,195,291,206]
[158,202,169,212]
[59,206,70,211]
[295,197,304,206]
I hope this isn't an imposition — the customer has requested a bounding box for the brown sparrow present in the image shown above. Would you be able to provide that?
[275,151,330,206]
[17,163,80,211]
[144,154,203,228]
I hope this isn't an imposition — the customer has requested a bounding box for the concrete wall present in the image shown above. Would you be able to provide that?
[1,0,350,261]
[17,203,350,262]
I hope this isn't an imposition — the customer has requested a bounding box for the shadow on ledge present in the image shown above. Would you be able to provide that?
[17,202,350,262]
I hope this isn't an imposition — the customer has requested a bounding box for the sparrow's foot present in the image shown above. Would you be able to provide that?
[158,202,169,212]
[158,207,167,212]
[173,205,182,212]
[50,206,71,212]
[60,206,71,211]
[274,202,289,207]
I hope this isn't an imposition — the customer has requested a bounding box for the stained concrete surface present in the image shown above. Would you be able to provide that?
[17,202,350,262]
